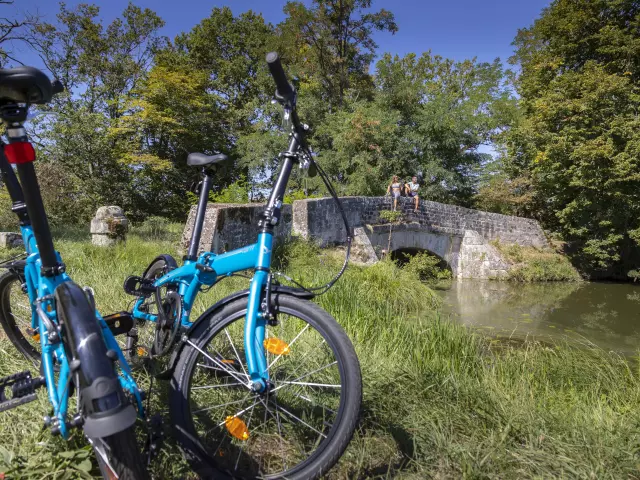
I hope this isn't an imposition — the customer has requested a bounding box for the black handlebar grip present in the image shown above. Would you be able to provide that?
[266,52,293,97]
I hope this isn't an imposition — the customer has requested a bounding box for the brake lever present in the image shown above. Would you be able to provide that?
[299,150,318,178]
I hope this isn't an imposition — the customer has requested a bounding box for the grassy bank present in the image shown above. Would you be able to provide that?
[0,226,638,478]
[491,241,582,282]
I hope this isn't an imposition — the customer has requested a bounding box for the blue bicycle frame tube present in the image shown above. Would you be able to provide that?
[132,243,260,326]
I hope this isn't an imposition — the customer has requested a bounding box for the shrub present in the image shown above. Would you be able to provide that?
[492,241,581,282]
[379,210,403,223]
[402,251,452,282]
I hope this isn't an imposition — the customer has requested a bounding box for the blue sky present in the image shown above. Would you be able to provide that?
[9,0,551,70]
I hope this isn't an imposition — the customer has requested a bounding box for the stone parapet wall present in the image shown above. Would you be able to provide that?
[181,203,292,255]
[292,196,548,248]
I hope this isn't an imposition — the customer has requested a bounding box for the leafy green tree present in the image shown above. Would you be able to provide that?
[26,2,166,220]
[342,52,515,204]
[279,0,397,111]
[315,100,402,195]
[507,0,640,277]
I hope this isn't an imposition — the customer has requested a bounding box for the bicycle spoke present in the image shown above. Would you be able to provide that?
[192,382,244,390]
[186,338,250,387]
[284,390,338,415]
[225,328,248,378]
[277,381,341,388]
[272,361,338,393]
[234,396,258,470]
[270,400,327,439]
[193,393,251,415]
[268,323,310,370]
[269,337,327,384]
[217,400,259,427]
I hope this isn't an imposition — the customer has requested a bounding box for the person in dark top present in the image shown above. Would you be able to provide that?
[386,175,402,211]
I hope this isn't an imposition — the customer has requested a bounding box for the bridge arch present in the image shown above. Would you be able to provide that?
[390,247,453,277]
[365,224,462,276]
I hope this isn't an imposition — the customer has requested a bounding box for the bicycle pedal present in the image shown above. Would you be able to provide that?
[0,370,45,412]
[103,311,134,336]
[123,276,155,297]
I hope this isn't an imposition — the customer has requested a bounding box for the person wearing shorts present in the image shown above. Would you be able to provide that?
[387,175,402,211]
[406,176,420,211]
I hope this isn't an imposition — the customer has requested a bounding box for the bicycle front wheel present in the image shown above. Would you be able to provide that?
[92,427,148,480]
[170,294,362,479]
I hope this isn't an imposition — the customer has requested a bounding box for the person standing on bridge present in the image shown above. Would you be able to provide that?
[387,175,403,211]
[406,176,420,211]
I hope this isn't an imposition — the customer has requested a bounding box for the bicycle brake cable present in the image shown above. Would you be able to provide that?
[273,146,352,296]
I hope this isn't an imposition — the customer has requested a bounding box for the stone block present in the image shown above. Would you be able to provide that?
[90,206,128,247]
[0,232,23,249]
[182,203,292,255]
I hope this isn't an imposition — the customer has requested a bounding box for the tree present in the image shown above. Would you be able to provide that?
[26,2,167,220]
[279,0,397,111]
[507,0,640,278]
[0,1,37,66]
[372,52,515,205]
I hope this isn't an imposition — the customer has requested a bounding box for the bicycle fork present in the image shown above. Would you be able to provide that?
[244,232,273,392]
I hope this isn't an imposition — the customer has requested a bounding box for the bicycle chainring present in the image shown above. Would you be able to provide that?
[152,289,181,357]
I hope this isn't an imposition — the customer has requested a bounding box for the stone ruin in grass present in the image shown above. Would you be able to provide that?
[90,206,129,246]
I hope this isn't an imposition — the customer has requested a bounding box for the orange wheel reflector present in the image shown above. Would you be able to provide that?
[32,333,40,342]
[220,359,235,364]
[225,416,249,441]
[137,347,148,357]
[264,337,291,355]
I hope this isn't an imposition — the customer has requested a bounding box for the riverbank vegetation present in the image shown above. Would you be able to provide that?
[0,229,638,478]
[491,241,581,282]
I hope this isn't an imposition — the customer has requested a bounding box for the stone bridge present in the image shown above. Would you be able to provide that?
[182,196,548,279]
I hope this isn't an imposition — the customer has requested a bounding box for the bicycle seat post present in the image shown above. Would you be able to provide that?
[185,168,213,261]
[0,102,62,276]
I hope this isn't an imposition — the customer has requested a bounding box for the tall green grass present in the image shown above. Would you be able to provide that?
[0,230,637,478]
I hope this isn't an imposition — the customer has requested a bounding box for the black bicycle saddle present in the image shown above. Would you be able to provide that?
[0,66,62,104]
[187,152,229,167]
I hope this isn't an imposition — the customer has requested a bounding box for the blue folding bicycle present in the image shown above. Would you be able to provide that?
[0,53,362,479]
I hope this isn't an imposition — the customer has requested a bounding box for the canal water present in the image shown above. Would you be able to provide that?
[436,281,640,355]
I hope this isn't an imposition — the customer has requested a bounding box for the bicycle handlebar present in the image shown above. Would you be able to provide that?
[266,52,293,98]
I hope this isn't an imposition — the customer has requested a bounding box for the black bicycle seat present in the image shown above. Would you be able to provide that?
[187,152,229,167]
[0,67,60,104]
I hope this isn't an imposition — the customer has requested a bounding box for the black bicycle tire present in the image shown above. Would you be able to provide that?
[94,426,149,480]
[57,282,149,480]
[0,270,40,364]
[170,293,362,480]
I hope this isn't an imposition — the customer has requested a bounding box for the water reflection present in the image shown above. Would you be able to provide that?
[437,281,640,354]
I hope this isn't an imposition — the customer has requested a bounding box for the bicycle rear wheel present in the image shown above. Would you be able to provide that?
[171,293,362,479]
